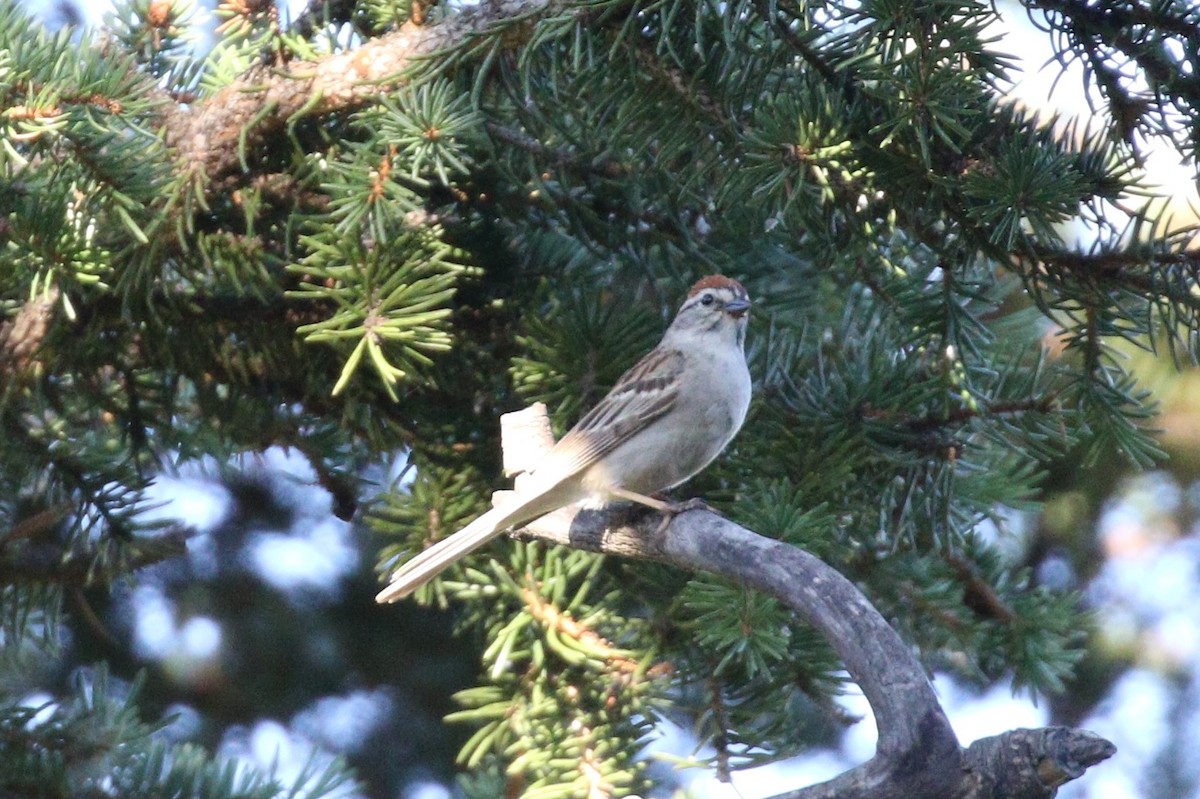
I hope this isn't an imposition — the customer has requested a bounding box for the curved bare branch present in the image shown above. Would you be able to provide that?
[502,405,1114,799]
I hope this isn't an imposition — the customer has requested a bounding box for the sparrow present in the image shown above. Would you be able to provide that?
[376,275,752,603]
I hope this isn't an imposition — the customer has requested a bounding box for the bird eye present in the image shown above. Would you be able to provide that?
[701,293,715,306]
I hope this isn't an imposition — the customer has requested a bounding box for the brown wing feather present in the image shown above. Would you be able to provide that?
[534,348,684,481]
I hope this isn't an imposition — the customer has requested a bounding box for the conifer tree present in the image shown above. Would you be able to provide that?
[2,0,1197,794]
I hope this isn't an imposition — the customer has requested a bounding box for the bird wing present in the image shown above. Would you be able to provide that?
[533,347,685,482]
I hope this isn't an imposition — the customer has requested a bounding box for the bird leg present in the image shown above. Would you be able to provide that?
[607,489,719,537]
[608,487,673,513]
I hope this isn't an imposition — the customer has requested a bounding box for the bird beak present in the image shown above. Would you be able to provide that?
[725,298,751,318]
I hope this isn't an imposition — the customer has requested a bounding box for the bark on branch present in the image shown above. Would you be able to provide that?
[499,405,1115,799]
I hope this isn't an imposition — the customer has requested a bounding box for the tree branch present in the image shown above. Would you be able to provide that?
[484,120,631,180]
[0,524,190,587]
[162,0,572,189]
[1024,0,1200,152]
[499,405,1114,799]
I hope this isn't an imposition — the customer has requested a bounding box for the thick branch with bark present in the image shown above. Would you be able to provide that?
[500,405,1115,799]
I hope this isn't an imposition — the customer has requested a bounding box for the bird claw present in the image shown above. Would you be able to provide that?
[604,488,721,536]
[663,497,719,516]
[652,497,719,537]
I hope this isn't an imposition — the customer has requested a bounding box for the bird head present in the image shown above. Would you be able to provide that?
[667,275,751,348]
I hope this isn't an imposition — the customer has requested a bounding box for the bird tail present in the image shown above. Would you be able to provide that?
[375,503,521,604]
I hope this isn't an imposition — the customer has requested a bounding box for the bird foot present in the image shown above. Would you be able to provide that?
[606,488,719,536]
[651,497,719,537]
[662,497,718,515]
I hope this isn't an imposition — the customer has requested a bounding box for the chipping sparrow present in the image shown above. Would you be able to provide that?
[376,275,752,603]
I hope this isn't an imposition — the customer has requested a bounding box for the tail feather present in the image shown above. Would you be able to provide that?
[375,501,536,603]
[377,476,586,603]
